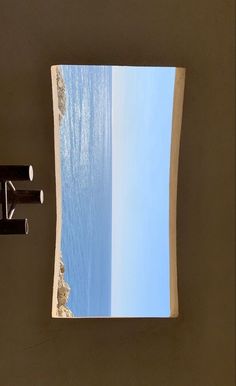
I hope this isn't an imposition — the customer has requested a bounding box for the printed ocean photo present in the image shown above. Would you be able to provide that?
[51,65,185,318]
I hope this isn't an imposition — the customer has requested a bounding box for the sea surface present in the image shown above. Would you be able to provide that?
[59,65,112,317]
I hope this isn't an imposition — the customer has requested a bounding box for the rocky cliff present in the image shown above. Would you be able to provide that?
[55,67,74,317]
[57,259,74,318]
[56,67,66,124]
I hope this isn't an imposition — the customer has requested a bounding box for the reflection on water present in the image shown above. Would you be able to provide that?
[60,65,112,317]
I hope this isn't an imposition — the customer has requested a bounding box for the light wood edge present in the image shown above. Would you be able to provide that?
[51,65,62,318]
[169,68,186,317]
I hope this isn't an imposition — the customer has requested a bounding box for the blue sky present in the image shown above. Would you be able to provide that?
[111,66,176,316]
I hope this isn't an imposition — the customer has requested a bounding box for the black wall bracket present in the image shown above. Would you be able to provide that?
[0,165,44,235]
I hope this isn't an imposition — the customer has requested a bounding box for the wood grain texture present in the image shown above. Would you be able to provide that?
[169,68,186,317]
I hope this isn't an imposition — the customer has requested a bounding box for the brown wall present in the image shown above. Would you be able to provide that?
[0,1,235,385]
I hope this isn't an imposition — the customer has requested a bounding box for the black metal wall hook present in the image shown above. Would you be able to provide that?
[0,165,44,235]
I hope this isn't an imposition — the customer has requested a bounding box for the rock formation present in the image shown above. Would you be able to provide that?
[57,257,74,318]
[56,67,66,124]
[55,68,73,317]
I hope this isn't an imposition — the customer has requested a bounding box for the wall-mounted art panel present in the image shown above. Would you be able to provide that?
[51,65,185,318]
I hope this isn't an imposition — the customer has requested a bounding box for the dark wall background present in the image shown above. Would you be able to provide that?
[0,1,235,385]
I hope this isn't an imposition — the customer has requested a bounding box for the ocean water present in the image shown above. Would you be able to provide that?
[60,65,112,317]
